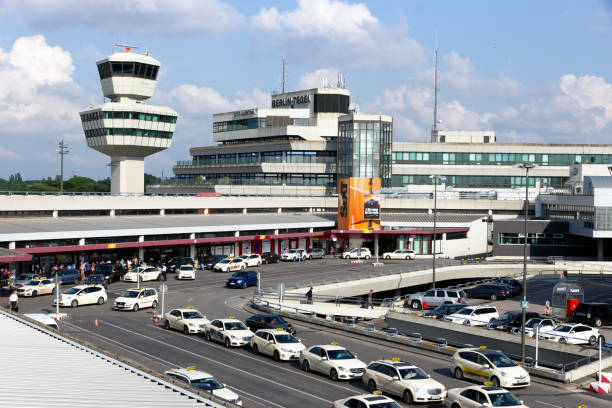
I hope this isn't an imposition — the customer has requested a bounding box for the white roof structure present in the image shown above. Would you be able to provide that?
[0,311,225,407]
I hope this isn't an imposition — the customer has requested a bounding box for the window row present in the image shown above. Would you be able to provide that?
[391,175,567,189]
[175,173,337,187]
[392,151,612,166]
[97,61,159,80]
[213,117,314,133]
[186,151,336,166]
[81,111,177,123]
[498,233,586,246]
[84,128,173,139]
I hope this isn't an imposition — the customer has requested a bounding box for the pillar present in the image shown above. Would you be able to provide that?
[52,210,58,218]
[9,241,16,250]
[243,208,247,214]
[278,208,282,213]
[138,235,144,260]
[79,238,85,246]
[598,238,604,261]
[160,209,165,216]
[190,233,196,259]
[110,209,116,217]
[204,208,209,215]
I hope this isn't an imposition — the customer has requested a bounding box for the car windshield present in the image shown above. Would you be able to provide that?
[232,272,248,278]
[224,322,247,330]
[20,275,35,280]
[370,402,401,408]
[275,334,299,344]
[488,353,516,368]
[525,318,542,328]
[498,313,517,321]
[63,287,81,295]
[218,259,231,264]
[121,290,140,298]
[287,250,297,254]
[264,316,287,324]
[489,392,521,407]
[183,311,204,319]
[455,308,473,315]
[191,377,224,390]
[328,349,355,360]
[553,325,572,333]
[398,367,429,380]
[180,266,192,270]
[87,276,103,281]
[24,280,39,286]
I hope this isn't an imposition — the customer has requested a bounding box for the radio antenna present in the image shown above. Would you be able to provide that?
[432,34,439,131]
[281,57,287,93]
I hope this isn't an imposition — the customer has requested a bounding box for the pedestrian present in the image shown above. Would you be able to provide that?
[367,289,374,309]
[306,287,313,304]
[9,290,18,312]
[162,263,167,281]
[287,323,296,336]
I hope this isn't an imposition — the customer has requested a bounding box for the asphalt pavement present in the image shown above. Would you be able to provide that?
[8,258,612,408]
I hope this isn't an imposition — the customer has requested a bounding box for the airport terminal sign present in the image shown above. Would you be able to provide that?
[272,94,311,108]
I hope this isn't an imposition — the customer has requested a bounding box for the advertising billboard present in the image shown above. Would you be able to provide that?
[338,177,381,230]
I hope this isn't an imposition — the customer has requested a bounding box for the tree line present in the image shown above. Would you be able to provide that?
[0,173,162,193]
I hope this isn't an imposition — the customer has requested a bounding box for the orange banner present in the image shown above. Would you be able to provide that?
[338,177,381,230]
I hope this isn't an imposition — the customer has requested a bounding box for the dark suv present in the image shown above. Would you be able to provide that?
[167,257,194,273]
[572,303,612,327]
[422,303,466,319]
[465,283,511,300]
[487,311,541,332]
[95,263,125,283]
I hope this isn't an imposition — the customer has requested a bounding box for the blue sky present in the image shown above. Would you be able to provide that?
[0,0,611,180]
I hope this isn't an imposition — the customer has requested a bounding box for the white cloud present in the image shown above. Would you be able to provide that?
[3,0,245,35]
[0,146,22,161]
[158,85,269,115]
[251,0,425,69]
[559,74,612,127]
[297,68,340,89]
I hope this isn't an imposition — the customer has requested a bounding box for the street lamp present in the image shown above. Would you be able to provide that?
[429,175,446,289]
[515,162,538,363]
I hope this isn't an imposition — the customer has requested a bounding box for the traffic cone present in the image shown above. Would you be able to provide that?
[94,318,99,327]
[153,315,159,324]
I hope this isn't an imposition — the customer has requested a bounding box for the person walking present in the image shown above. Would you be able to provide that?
[162,263,167,281]
[367,289,374,309]
[306,287,313,305]
[9,290,18,312]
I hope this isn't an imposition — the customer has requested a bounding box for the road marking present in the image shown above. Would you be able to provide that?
[96,319,338,403]
[63,320,286,408]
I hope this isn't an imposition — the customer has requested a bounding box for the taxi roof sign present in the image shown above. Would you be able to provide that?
[479,345,487,349]
[330,341,339,345]
[228,315,236,319]
[483,381,494,386]
[185,366,196,370]
[391,357,401,362]
[372,390,383,395]
[186,306,193,309]
[275,327,284,331]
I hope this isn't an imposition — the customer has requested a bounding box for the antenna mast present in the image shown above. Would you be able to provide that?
[281,57,287,93]
[433,40,439,132]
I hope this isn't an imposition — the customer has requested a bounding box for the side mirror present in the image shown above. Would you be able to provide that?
[428,374,431,378]
[519,401,523,405]
[219,327,224,331]
[392,376,399,380]
[298,339,302,342]
[483,363,490,369]
[321,356,328,360]
[269,339,274,343]
[482,404,491,407]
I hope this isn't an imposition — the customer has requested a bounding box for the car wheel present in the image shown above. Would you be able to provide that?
[152,300,158,308]
[403,390,414,404]
[205,331,212,341]
[71,300,78,308]
[454,367,464,380]
[302,360,310,372]
[595,318,603,327]
[364,255,371,260]
[241,265,245,270]
[405,256,411,260]
[559,337,567,344]
[330,368,338,381]
[242,281,247,289]
[164,320,170,329]
[32,291,37,297]
[273,351,280,362]
[252,344,259,355]
[491,376,500,387]
[367,379,377,393]
[157,275,162,281]
[463,319,471,326]
[385,255,391,260]
[344,255,350,259]
[183,326,190,335]
[589,335,597,346]
[225,337,231,348]
[97,297,105,305]
[490,294,498,301]
[132,303,139,312]
[411,300,422,310]
[451,403,461,408]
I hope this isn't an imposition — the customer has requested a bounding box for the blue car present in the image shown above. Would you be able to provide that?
[226,270,258,289]
[56,269,82,285]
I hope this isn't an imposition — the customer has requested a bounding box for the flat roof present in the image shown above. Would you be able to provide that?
[0,311,222,407]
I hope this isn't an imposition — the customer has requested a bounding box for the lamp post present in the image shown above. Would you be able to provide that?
[515,162,538,363]
[429,175,446,289]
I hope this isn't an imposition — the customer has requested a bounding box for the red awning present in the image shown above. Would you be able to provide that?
[0,248,33,263]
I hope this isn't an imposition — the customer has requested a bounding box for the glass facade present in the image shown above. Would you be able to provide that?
[392,151,612,166]
[392,174,567,189]
[498,232,589,246]
[84,128,173,139]
[81,111,177,123]
[175,173,335,187]
[97,61,159,80]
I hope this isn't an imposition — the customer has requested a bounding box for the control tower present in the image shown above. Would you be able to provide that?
[79,45,178,194]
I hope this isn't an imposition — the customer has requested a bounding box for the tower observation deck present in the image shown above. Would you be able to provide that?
[79,46,178,194]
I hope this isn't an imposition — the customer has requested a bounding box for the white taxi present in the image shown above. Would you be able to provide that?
[451,348,530,388]
[122,266,162,282]
[165,367,241,406]
[113,288,158,311]
[538,323,602,345]
[16,279,55,297]
[164,308,210,334]
[250,329,306,361]
[53,285,107,308]
[204,318,254,347]
[240,254,262,267]
[332,393,400,408]
[213,258,245,272]
[445,385,529,408]
[299,343,367,381]
[362,359,446,404]
[177,265,196,280]
[382,250,416,260]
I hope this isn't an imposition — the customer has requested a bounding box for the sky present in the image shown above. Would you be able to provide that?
[0,0,611,180]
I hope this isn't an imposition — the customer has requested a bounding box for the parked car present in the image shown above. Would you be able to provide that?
[487,311,541,332]
[281,249,301,261]
[204,255,224,270]
[240,254,262,267]
[382,249,416,260]
[451,348,530,388]
[261,252,279,264]
[165,367,241,405]
[299,344,366,381]
[167,257,194,273]
[226,270,258,288]
[571,302,612,327]
[493,276,523,292]
[308,248,326,259]
[405,289,467,310]
[446,385,528,408]
[245,314,290,332]
[53,285,107,308]
[15,279,55,297]
[444,305,499,326]
[342,248,371,259]
[422,303,466,319]
[213,257,245,272]
[56,269,82,285]
[538,323,603,345]
[250,329,305,361]
[464,283,511,300]
[94,263,124,283]
[361,359,446,404]
[84,274,108,289]
[514,317,557,337]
